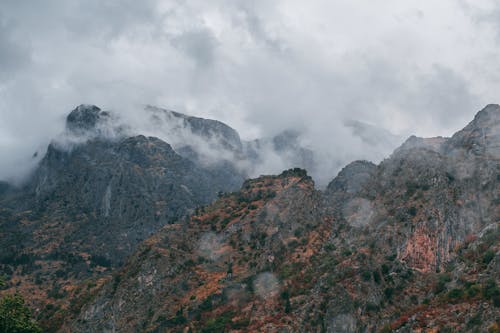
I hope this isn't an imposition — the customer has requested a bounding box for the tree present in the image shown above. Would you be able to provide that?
[0,293,42,333]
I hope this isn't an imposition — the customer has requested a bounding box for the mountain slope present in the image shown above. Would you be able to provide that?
[0,105,247,330]
[68,105,500,332]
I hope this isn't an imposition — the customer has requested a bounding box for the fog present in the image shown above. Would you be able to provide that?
[1,0,500,184]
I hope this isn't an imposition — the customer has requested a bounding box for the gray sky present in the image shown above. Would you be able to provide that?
[1,0,499,182]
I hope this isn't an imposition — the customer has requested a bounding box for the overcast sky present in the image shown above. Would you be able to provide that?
[1,0,500,182]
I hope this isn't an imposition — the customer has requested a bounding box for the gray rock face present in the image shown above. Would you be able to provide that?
[444,103,500,158]
[29,135,240,263]
[361,105,500,273]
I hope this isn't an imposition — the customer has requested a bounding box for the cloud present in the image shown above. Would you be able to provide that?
[0,0,499,184]
[171,29,218,67]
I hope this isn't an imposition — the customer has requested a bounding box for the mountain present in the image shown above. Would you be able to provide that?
[0,105,249,330]
[65,105,500,332]
[0,105,246,261]
[142,106,244,163]
[0,103,328,332]
[344,119,402,155]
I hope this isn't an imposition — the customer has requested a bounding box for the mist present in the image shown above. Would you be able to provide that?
[1,0,500,184]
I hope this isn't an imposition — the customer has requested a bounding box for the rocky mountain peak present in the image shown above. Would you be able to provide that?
[66,104,110,134]
[472,103,500,125]
[444,104,500,157]
[455,104,500,138]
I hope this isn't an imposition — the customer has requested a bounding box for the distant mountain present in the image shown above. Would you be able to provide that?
[65,105,499,332]
[344,119,402,149]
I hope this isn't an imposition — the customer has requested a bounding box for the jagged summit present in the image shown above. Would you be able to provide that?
[444,104,500,157]
[66,104,110,134]
[473,103,500,123]
[388,104,500,160]
[455,104,500,136]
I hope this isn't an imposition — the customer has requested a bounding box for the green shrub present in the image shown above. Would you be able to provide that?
[90,254,112,267]
[365,302,379,312]
[198,296,214,311]
[483,250,495,265]
[324,243,336,252]
[379,324,392,333]
[281,290,291,313]
[183,259,196,267]
[0,293,42,333]
[447,288,464,299]
[341,248,352,257]
[159,315,187,327]
[483,279,500,307]
[201,311,234,333]
[434,274,451,294]
[465,284,481,297]
[361,271,372,281]
[231,318,250,329]
[384,287,394,300]
[467,313,482,328]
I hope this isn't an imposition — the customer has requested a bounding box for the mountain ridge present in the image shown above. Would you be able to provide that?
[0,104,499,332]
[66,105,499,332]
